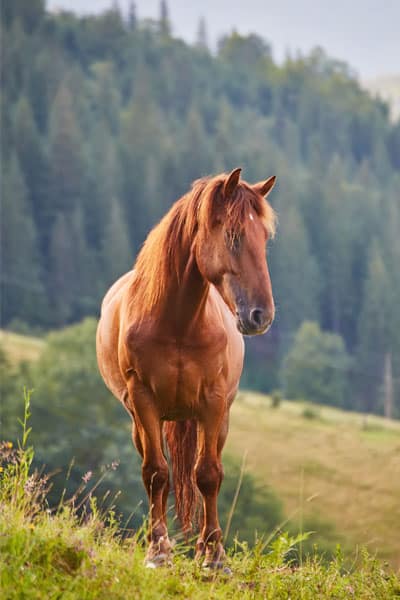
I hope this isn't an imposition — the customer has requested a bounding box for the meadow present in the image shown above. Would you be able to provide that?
[228,393,400,567]
[1,393,400,599]
[1,330,400,577]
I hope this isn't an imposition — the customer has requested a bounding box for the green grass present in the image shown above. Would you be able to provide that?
[2,514,399,599]
[0,330,44,364]
[1,393,400,599]
[2,332,400,586]
[227,393,400,568]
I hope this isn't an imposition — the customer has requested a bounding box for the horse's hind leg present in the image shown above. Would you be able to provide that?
[127,379,172,567]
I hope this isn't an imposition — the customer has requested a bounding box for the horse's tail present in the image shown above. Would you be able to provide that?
[164,420,199,533]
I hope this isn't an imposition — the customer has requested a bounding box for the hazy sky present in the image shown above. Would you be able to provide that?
[47,0,400,80]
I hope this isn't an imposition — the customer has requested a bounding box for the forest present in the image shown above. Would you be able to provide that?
[1,1,400,417]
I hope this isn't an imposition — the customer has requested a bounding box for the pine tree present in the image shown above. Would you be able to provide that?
[13,96,48,244]
[119,80,167,245]
[159,0,171,36]
[47,214,75,325]
[86,125,119,248]
[270,205,320,342]
[47,83,85,222]
[196,17,209,51]
[47,209,98,324]
[178,107,213,188]
[1,155,46,325]
[102,199,132,286]
[128,1,137,31]
[356,242,391,413]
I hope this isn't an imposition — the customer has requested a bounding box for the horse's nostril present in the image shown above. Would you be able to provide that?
[250,308,265,328]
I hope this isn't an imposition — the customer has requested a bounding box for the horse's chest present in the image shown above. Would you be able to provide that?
[130,335,227,417]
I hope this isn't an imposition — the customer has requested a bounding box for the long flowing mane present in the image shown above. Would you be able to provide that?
[129,173,277,318]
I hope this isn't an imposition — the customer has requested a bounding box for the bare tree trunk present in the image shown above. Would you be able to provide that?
[383,352,393,419]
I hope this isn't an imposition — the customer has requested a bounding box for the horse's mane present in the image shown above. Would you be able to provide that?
[129,173,276,317]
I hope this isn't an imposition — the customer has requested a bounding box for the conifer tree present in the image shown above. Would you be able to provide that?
[128,1,137,31]
[159,0,171,36]
[270,205,320,343]
[356,242,391,413]
[1,155,46,325]
[48,83,85,223]
[196,17,209,51]
[13,96,48,242]
[102,199,132,286]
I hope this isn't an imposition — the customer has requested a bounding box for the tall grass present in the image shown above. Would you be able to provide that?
[1,392,399,599]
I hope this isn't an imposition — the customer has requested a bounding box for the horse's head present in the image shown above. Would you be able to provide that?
[195,168,277,336]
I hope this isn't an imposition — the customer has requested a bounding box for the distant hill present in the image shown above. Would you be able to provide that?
[228,392,400,568]
[364,75,400,121]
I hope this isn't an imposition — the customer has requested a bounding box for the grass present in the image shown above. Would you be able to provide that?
[0,330,44,364]
[227,393,400,568]
[1,331,400,589]
[1,394,399,599]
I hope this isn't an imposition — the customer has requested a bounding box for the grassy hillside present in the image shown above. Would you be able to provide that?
[227,393,400,567]
[1,331,399,568]
[1,403,399,600]
[0,330,44,363]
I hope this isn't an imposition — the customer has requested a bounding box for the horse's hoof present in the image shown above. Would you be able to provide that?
[202,562,232,576]
[144,553,172,569]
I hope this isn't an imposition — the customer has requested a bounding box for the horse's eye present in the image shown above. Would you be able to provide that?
[225,230,241,254]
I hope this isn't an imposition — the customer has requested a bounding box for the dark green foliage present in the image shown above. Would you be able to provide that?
[0,155,47,324]
[1,3,400,415]
[282,322,350,407]
[355,243,395,414]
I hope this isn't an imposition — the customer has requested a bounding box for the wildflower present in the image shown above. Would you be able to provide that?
[0,441,17,464]
[0,467,3,473]
[82,471,93,484]
[24,472,49,497]
[111,460,119,471]
[29,524,35,530]
[24,475,37,495]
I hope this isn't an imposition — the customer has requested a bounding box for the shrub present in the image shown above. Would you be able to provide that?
[270,389,283,408]
[282,321,350,407]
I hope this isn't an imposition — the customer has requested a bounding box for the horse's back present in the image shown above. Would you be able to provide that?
[100,270,134,314]
[97,270,135,401]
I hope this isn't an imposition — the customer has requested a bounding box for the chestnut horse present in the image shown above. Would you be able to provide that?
[96,168,277,569]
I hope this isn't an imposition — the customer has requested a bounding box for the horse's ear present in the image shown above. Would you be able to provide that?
[223,168,242,198]
[253,175,276,198]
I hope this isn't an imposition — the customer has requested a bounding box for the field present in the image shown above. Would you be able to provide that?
[1,397,399,599]
[1,331,400,575]
[0,330,45,363]
[227,393,400,568]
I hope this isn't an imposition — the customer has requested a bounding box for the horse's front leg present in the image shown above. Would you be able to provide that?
[127,378,172,567]
[195,406,229,570]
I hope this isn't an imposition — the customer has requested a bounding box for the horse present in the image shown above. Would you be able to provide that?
[96,168,277,569]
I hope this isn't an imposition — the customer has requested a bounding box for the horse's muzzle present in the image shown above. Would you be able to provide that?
[236,307,274,336]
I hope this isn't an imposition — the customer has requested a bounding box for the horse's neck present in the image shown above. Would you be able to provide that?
[160,250,210,335]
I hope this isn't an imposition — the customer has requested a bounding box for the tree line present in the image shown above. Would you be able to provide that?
[1,1,400,415]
